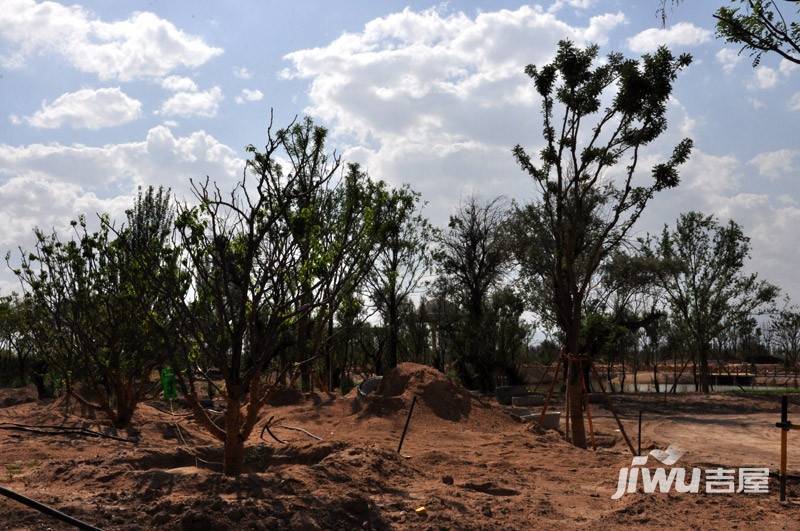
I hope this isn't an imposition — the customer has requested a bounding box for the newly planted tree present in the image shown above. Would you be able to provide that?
[365,187,433,370]
[434,197,512,390]
[10,187,181,427]
[173,117,393,475]
[512,40,693,447]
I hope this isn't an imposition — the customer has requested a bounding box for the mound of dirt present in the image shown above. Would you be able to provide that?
[368,363,472,421]
[0,384,37,407]
[265,387,305,406]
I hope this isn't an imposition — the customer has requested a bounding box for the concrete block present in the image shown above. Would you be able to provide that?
[511,394,545,407]
[540,410,561,430]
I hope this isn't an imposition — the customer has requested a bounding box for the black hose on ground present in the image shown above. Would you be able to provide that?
[0,484,103,530]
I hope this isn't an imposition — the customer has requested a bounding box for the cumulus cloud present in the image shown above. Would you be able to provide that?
[283,5,626,215]
[22,87,141,129]
[0,126,242,292]
[0,125,241,194]
[549,0,596,13]
[749,149,799,180]
[716,48,742,73]
[641,148,800,300]
[749,66,779,89]
[779,58,799,76]
[0,0,222,80]
[233,66,253,79]
[235,88,264,104]
[160,75,198,92]
[158,86,223,117]
[790,92,800,111]
[627,22,711,53]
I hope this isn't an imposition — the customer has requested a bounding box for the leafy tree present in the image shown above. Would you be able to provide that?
[434,197,512,390]
[641,211,779,392]
[365,187,432,370]
[172,117,392,475]
[486,286,533,372]
[658,1,799,65]
[715,1,800,66]
[10,186,181,427]
[771,296,800,371]
[0,295,36,389]
[422,277,462,374]
[512,40,693,447]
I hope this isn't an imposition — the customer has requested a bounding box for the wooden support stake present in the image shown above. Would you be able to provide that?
[591,365,636,456]
[779,395,788,502]
[397,395,417,454]
[538,358,562,427]
[580,369,596,451]
[638,410,642,456]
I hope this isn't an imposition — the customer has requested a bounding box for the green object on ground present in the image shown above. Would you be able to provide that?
[160,367,177,400]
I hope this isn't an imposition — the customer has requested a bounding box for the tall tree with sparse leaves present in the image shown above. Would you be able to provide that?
[512,40,693,447]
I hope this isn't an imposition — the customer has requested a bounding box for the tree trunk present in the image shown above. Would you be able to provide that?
[566,358,587,449]
[223,396,245,476]
[565,322,586,449]
[653,362,660,394]
[387,303,399,370]
[699,346,711,393]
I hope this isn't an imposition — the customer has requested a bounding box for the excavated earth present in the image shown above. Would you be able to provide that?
[1,364,799,530]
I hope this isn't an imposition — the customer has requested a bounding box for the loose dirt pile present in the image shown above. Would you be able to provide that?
[0,384,37,407]
[363,363,472,421]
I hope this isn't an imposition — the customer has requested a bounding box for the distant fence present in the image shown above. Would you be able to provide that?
[508,362,800,392]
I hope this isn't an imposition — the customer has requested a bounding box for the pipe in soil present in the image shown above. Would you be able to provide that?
[0,484,103,530]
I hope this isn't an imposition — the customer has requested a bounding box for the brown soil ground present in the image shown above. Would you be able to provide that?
[1,364,799,530]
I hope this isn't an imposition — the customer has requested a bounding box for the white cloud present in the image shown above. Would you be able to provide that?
[627,22,711,53]
[0,0,222,80]
[682,151,740,194]
[0,125,241,201]
[549,0,596,13]
[640,147,800,301]
[283,5,628,217]
[749,97,766,109]
[0,126,242,291]
[749,66,779,89]
[160,75,198,92]
[0,173,130,248]
[716,48,742,73]
[749,149,799,180]
[22,87,141,129]
[158,86,223,117]
[235,88,264,104]
[779,58,799,76]
[790,92,800,111]
[233,66,253,79]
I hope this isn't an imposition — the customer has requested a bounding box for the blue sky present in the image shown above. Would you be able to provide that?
[0,0,798,301]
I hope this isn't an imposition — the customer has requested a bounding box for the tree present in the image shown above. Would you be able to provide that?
[715,1,800,66]
[512,40,693,447]
[0,295,36,389]
[172,116,392,476]
[10,186,181,427]
[771,296,800,376]
[435,197,512,390]
[641,211,779,393]
[366,187,432,370]
[658,1,799,65]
